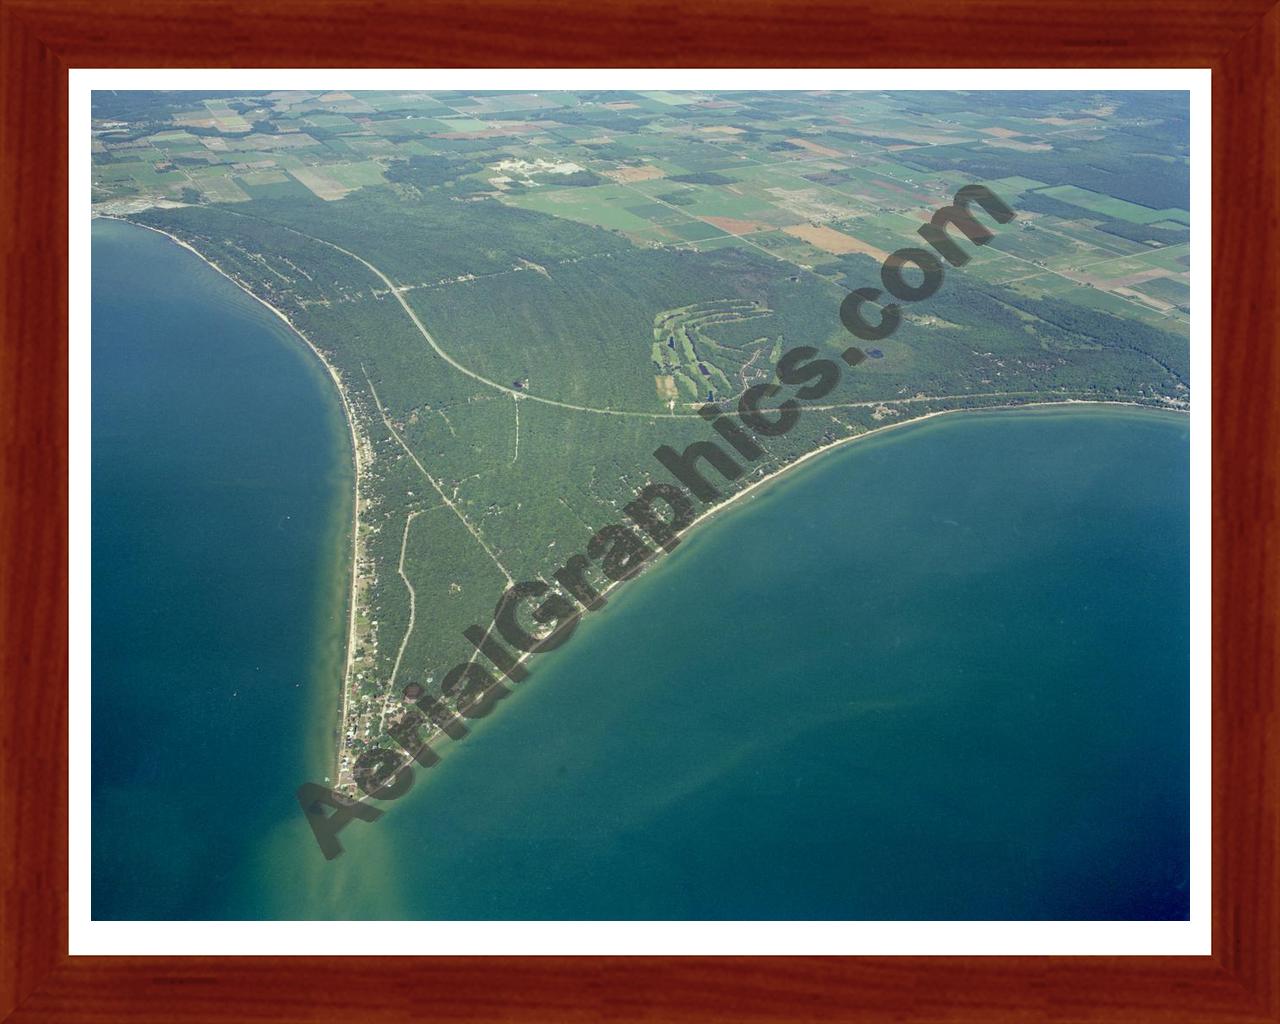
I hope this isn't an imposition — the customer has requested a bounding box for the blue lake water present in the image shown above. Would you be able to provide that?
[93,218,1190,921]
[91,218,352,919]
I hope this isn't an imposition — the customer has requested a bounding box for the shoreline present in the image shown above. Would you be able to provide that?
[96,214,1188,794]
[98,216,366,784]
[379,399,1188,794]
[658,397,1186,556]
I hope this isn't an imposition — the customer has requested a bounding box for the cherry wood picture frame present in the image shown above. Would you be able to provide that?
[2,1,1276,1020]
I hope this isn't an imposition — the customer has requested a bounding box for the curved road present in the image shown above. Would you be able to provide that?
[219,207,1040,420]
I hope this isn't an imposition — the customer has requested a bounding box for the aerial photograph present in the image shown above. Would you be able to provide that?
[90,88,1191,922]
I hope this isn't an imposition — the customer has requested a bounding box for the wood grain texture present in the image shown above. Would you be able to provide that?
[1,1,1275,1020]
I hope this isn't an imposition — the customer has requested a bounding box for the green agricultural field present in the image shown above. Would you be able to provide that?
[367,117,453,136]
[1133,275,1191,307]
[1038,184,1190,225]
[663,220,729,242]
[237,170,291,187]
[685,234,752,253]
[986,222,1087,264]
[629,181,789,224]
[326,161,389,188]
[1133,242,1192,271]
[437,116,488,132]
[188,172,251,203]
[1056,284,1189,332]
[502,184,668,233]
[636,91,695,105]
[985,175,1049,195]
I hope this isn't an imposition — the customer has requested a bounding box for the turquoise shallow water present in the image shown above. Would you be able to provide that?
[93,218,1190,920]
